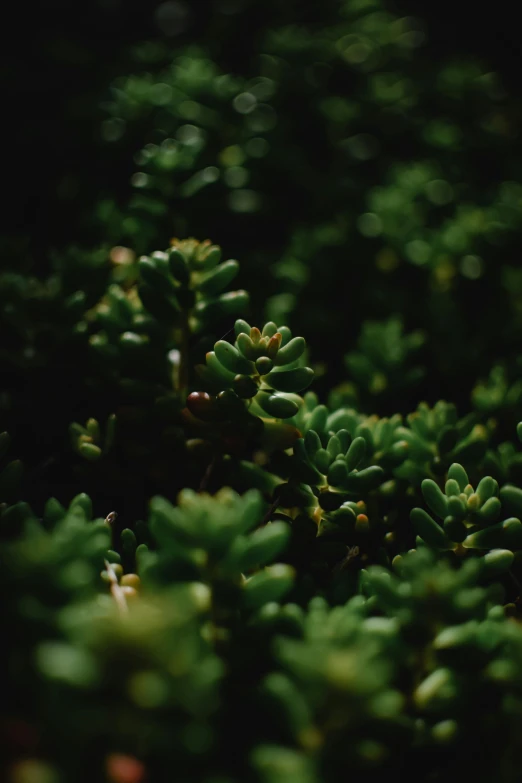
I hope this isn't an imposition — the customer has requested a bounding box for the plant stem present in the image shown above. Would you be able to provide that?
[199,454,218,492]
[260,493,281,526]
[178,310,190,397]
[105,560,128,615]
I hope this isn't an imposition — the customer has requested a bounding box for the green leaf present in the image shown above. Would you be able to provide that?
[86,418,100,440]
[197,259,240,296]
[330,503,357,526]
[198,245,221,271]
[237,460,284,494]
[206,351,237,382]
[262,672,313,738]
[237,332,258,360]
[215,340,254,374]
[216,289,249,315]
[447,463,469,491]
[411,507,452,549]
[343,465,385,493]
[500,485,522,517]
[78,443,103,461]
[136,543,151,572]
[265,367,314,393]
[314,448,331,475]
[414,668,458,709]
[360,568,400,608]
[43,497,66,526]
[237,490,265,533]
[195,290,249,322]
[480,549,514,579]
[149,496,192,547]
[119,332,147,351]
[433,623,477,650]
[121,528,137,559]
[138,256,169,290]
[476,496,501,523]
[476,476,498,504]
[251,746,317,783]
[237,522,291,570]
[168,247,190,285]
[327,434,342,459]
[242,564,295,609]
[70,493,93,519]
[447,495,465,519]
[274,336,306,366]
[327,459,349,487]
[345,436,366,472]
[464,517,522,550]
[256,391,299,419]
[278,326,292,346]
[235,319,251,336]
[307,405,329,434]
[336,429,352,453]
[421,479,448,519]
[356,424,374,454]
[445,479,461,497]
[262,322,278,338]
[304,430,322,459]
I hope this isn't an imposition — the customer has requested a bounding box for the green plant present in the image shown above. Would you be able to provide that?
[6,2,522,782]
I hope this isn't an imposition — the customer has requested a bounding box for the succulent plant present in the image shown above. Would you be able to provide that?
[6,1,522,781]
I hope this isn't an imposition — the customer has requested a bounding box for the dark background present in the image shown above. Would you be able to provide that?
[2,0,521,265]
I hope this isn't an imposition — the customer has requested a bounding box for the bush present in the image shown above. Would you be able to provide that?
[4,2,522,782]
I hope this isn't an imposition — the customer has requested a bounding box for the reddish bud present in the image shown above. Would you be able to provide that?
[106,754,145,783]
[186,392,220,422]
[267,333,282,359]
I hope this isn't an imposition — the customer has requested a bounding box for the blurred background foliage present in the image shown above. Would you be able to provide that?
[2,0,522,518]
[3,0,522,415]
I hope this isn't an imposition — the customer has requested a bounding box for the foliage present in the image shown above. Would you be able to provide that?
[4,2,522,782]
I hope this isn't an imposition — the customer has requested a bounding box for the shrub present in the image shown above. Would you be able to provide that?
[4,2,522,782]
